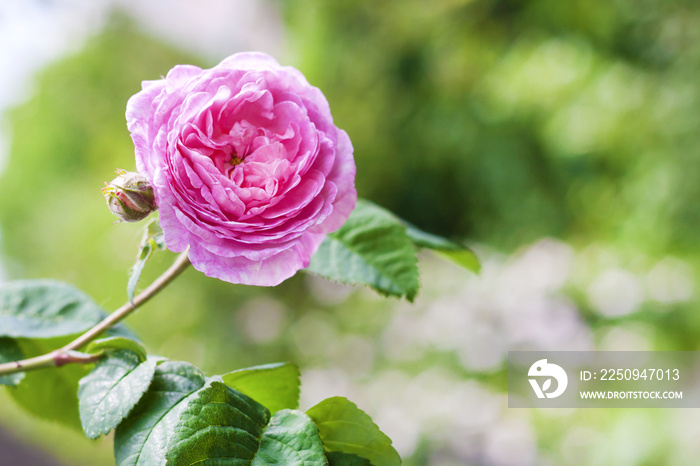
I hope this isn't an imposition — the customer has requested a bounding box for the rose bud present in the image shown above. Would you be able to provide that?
[102,170,157,222]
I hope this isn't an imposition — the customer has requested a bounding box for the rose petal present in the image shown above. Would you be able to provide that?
[126,52,357,285]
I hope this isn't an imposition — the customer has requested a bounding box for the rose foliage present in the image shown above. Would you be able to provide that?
[0,51,479,466]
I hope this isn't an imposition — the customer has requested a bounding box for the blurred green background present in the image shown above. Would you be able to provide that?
[2,0,700,464]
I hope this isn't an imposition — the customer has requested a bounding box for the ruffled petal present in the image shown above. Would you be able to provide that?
[126,52,357,286]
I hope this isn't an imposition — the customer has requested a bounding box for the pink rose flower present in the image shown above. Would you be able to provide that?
[126,52,356,286]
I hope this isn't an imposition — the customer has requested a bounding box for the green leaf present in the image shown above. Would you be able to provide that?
[115,361,206,466]
[436,248,481,273]
[0,337,25,386]
[105,320,141,341]
[9,335,90,430]
[222,362,300,414]
[404,223,462,250]
[0,280,105,338]
[307,397,401,466]
[404,223,480,273]
[128,241,154,305]
[127,219,165,304]
[6,327,140,429]
[78,349,159,439]
[326,451,372,466]
[252,409,328,465]
[165,380,270,466]
[307,199,419,301]
[87,336,148,362]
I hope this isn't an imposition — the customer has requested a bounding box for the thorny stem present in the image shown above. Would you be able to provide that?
[0,250,191,376]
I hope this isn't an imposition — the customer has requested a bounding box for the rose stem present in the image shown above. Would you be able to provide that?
[0,250,191,376]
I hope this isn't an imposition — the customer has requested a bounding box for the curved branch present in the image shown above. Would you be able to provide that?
[0,250,191,376]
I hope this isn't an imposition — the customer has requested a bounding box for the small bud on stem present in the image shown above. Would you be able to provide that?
[102,169,156,222]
